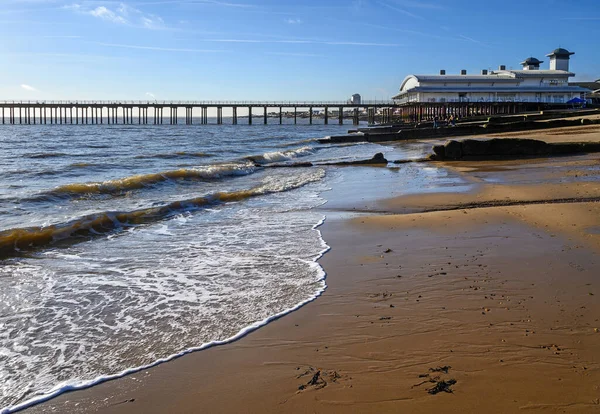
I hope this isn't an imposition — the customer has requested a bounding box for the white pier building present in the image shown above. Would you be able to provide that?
[393,48,589,105]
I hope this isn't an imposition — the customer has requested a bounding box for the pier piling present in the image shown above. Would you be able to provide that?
[2,100,547,128]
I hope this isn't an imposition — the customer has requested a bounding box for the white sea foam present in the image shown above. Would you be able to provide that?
[0,171,331,414]
[249,146,314,164]
[1,215,330,414]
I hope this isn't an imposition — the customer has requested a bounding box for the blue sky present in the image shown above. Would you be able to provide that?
[1,0,599,101]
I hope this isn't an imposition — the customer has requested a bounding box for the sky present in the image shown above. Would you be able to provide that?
[0,0,599,101]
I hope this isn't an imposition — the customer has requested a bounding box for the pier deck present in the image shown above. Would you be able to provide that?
[0,101,549,126]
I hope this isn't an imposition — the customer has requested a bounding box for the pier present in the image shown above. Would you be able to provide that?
[0,100,545,126]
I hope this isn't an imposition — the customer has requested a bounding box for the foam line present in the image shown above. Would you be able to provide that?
[2,216,331,414]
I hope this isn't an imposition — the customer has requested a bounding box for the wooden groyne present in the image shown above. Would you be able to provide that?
[321,110,600,144]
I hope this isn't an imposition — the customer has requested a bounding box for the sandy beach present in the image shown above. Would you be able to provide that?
[27,126,600,413]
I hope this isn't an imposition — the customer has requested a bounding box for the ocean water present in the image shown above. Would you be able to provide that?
[0,119,435,412]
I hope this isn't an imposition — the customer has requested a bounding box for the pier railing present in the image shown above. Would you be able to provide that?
[0,100,396,106]
[0,100,549,126]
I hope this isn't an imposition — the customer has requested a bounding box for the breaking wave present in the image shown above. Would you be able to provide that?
[246,146,314,164]
[36,163,257,199]
[0,169,325,259]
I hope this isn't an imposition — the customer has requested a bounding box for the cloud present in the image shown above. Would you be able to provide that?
[266,52,324,57]
[21,84,38,91]
[146,92,156,99]
[198,38,401,46]
[89,6,128,24]
[378,1,422,19]
[457,34,490,47]
[65,2,165,29]
[96,42,225,52]
[135,0,255,7]
[285,18,302,24]
[389,0,444,9]
[351,0,365,13]
[141,15,165,29]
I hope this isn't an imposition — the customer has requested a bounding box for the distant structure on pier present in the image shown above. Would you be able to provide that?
[570,79,600,105]
[393,48,590,104]
[349,94,362,105]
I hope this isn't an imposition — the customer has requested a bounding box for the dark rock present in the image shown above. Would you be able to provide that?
[432,145,445,158]
[371,152,387,163]
[444,140,462,159]
[461,139,491,156]
[322,152,388,166]
[486,138,549,156]
[432,137,600,160]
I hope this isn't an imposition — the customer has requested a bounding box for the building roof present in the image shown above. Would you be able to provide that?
[520,57,543,66]
[399,74,518,91]
[495,70,574,77]
[399,70,575,92]
[546,48,574,58]
[393,85,590,99]
[569,81,600,92]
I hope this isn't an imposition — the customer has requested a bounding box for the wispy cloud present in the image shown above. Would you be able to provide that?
[21,84,38,92]
[96,42,225,52]
[141,15,165,29]
[65,2,165,29]
[378,1,422,19]
[90,6,128,23]
[130,0,255,7]
[266,52,324,57]
[458,34,490,47]
[285,18,302,24]
[351,0,365,13]
[198,38,401,46]
[145,92,156,99]
[389,0,444,9]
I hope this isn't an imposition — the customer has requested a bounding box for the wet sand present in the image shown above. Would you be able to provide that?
[27,136,600,413]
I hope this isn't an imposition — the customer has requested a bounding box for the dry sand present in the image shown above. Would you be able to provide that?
[27,132,600,413]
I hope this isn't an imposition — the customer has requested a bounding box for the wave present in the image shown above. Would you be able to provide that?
[134,152,213,160]
[246,146,313,164]
[0,216,330,414]
[68,162,97,169]
[36,163,256,199]
[27,153,67,159]
[26,147,315,202]
[0,169,325,260]
[275,138,319,148]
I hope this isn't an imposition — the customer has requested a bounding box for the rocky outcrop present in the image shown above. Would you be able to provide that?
[326,152,388,166]
[432,138,600,160]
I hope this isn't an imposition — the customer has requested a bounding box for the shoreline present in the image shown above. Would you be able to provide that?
[24,127,600,413]
[3,215,331,414]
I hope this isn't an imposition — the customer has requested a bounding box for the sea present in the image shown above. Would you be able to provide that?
[0,118,452,412]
